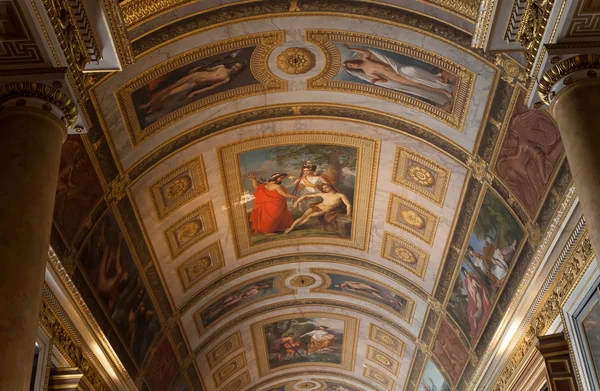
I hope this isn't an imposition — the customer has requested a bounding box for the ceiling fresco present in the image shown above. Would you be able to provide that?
[48,1,575,391]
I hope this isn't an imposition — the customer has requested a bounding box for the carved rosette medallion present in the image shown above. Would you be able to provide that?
[276,47,316,75]
[289,275,316,287]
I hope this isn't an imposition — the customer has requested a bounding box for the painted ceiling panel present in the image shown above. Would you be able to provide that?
[46,1,570,390]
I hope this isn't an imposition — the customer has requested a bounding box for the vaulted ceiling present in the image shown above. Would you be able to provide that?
[48,1,570,390]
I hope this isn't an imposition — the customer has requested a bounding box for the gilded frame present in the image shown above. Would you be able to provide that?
[311,268,416,324]
[193,271,294,336]
[392,146,451,207]
[163,201,217,259]
[380,231,430,280]
[386,193,440,246]
[220,370,250,391]
[369,324,406,357]
[115,31,286,146]
[306,30,475,131]
[250,311,359,376]
[218,131,379,258]
[177,240,224,292]
[366,345,400,375]
[363,364,395,391]
[149,156,208,220]
[212,352,247,387]
[206,332,243,369]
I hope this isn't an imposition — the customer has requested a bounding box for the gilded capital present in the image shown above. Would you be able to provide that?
[0,82,78,128]
[538,54,600,105]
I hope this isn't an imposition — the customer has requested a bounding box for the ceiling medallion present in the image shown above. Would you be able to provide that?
[277,47,316,75]
[289,275,316,287]
[164,176,192,199]
[408,165,434,187]
[400,209,426,229]
[393,247,417,265]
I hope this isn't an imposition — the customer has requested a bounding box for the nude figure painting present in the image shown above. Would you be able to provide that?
[447,189,524,345]
[130,47,256,130]
[335,43,456,111]
[239,143,357,244]
[219,132,378,257]
[77,210,160,365]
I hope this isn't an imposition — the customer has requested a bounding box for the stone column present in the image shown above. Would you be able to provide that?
[0,82,75,390]
[540,55,600,262]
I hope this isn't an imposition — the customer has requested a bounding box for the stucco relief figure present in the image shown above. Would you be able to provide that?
[495,95,564,214]
[342,44,454,106]
[433,320,469,384]
[53,136,103,243]
[247,172,298,235]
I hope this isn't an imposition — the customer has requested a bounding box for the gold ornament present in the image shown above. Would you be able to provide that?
[176,220,202,244]
[400,209,426,229]
[164,176,192,199]
[277,47,316,75]
[408,165,434,186]
[393,247,417,264]
[375,354,391,366]
[290,275,316,287]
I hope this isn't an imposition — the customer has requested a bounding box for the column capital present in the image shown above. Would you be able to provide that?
[0,81,78,136]
[537,53,600,107]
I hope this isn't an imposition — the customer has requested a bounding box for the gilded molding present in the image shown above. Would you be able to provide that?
[42,0,90,101]
[538,54,600,104]
[40,284,112,391]
[490,221,594,391]
[101,0,135,66]
[392,146,451,207]
[0,81,77,127]
[47,248,137,390]
[514,0,555,72]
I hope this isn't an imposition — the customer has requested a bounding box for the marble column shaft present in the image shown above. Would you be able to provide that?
[0,106,65,390]
[552,79,600,262]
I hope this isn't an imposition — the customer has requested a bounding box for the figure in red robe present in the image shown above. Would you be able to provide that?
[461,267,491,342]
[246,172,298,235]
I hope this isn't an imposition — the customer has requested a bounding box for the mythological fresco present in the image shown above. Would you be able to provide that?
[220,133,378,256]
[53,135,103,244]
[130,47,257,130]
[78,211,160,364]
[322,381,363,391]
[251,314,357,375]
[240,144,356,242]
[196,277,280,331]
[314,270,415,322]
[495,92,564,216]
[419,359,450,391]
[447,189,524,344]
[334,43,456,111]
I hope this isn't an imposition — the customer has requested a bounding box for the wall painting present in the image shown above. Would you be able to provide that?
[447,188,524,344]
